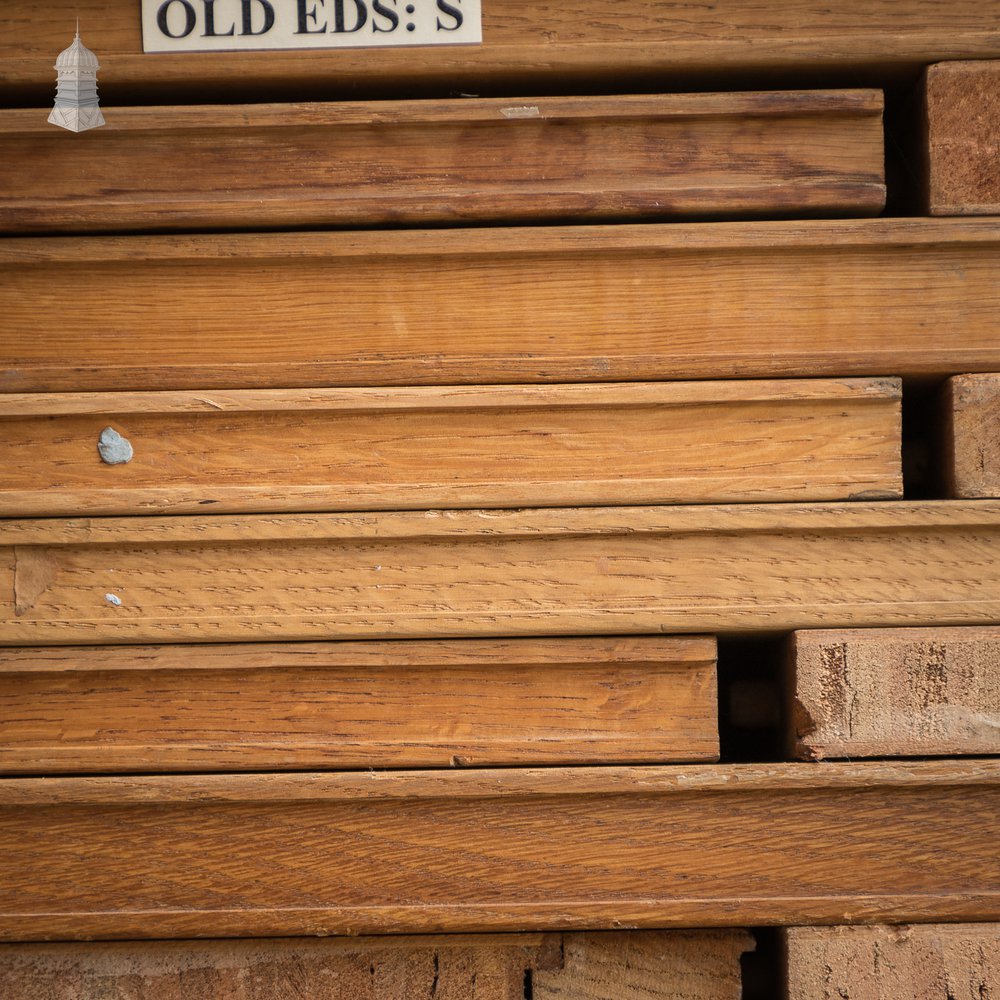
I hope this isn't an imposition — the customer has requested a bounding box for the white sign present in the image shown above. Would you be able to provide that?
[141,0,481,52]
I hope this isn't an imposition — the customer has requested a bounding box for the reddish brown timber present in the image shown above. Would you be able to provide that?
[0,637,719,774]
[0,931,753,1000]
[788,627,1000,760]
[2,501,1000,645]
[2,1,1000,101]
[0,92,885,233]
[944,374,1000,497]
[3,220,1000,393]
[0,379,902,516]
[924,61,1000,215]
[783,924,1000,1000]
[0,761,997,940]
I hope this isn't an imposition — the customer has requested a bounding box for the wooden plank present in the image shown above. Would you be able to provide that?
[2,1,1000,100]
[944,373,1000,498]
[0,931,753,1000]
[0,92,885,233]
[924,61,1000,215]
[0,379,902,516]
[0,636,719,773]
[527,931,750,1000]
[788,627,1000,760]
[2,501,999,644]
[0,934,561,1000]
[2,220,999,393]
[0,761,997,940]
[783,924,1000,1000]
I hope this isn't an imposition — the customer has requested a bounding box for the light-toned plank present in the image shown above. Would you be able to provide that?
[532,932,750,1000]
[783,924,1000,1000]
[924,61,1000,215]
[1,501,999,644]
[0,931,753,1000]
[0,934,561,1000]
[2,220,998,392]
[789,627,1000,759]
[0,92,885,232]
[0,636,719,773]
[0,379,902,516]
[2,2,999,99]
[944,373,1000,497]
[0,761,997,940]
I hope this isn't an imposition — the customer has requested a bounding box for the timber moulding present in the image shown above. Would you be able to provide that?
[2,501,1000,643]
[0,379,903,515]
[2,219,1000,391]
[0,91,886,232]
[0,636,720,773]
[0,761,997,940]
[2,0,999,99]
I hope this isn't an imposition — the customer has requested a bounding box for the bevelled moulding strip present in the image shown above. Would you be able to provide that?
[1,1,998,97]
[0,761,997,940]
[0,931,754,1000]
[2,501,1000,644]
[0,379,902,516]
[0,636,720,773]
[2,220,999,392]
[0,92,885,233]
[788,626,1000,760]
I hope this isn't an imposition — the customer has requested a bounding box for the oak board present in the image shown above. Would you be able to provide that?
[0,92,885,233]
[2,501,1000,644]
[3,1,1000,100]
[0,931,753,1000]
[0,761,997,940]
[0,637,719,773]
[789,627,1000,760]
[0,380,902,515]
[3,220,999,392]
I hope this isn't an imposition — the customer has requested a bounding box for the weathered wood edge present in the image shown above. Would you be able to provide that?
[0,378,901,417]
[0,90,885,133]
[1,760,997,805]
[2,500,998,545]
[2,218,998,266]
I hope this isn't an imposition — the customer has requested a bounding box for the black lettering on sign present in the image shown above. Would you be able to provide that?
[241,0,275,34]
[372,0,399,32]
[436,0,462,30]
[202,0,236,36]
[296,0,328,33]
[157,0,197,37]
[333,0,367,32]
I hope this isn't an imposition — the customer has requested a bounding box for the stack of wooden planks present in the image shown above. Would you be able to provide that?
[1,3,999,997]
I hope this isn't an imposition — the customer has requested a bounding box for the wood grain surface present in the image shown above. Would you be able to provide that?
[531,931,750,1000]
[788,627,1000,759]
[783,924,1000,1000]
[3,220,999,392]
[0,92,885,233]
[0,379,902,516]
[2,1,1000,100]
[0,761,997,940]
[0,931,753,1000]
[2,501,999,644]
[944,373,1000,497]
[0,636,719,773]
[924,61,1000,215]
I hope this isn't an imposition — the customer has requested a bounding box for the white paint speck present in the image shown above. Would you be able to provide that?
[105,593,122,606]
